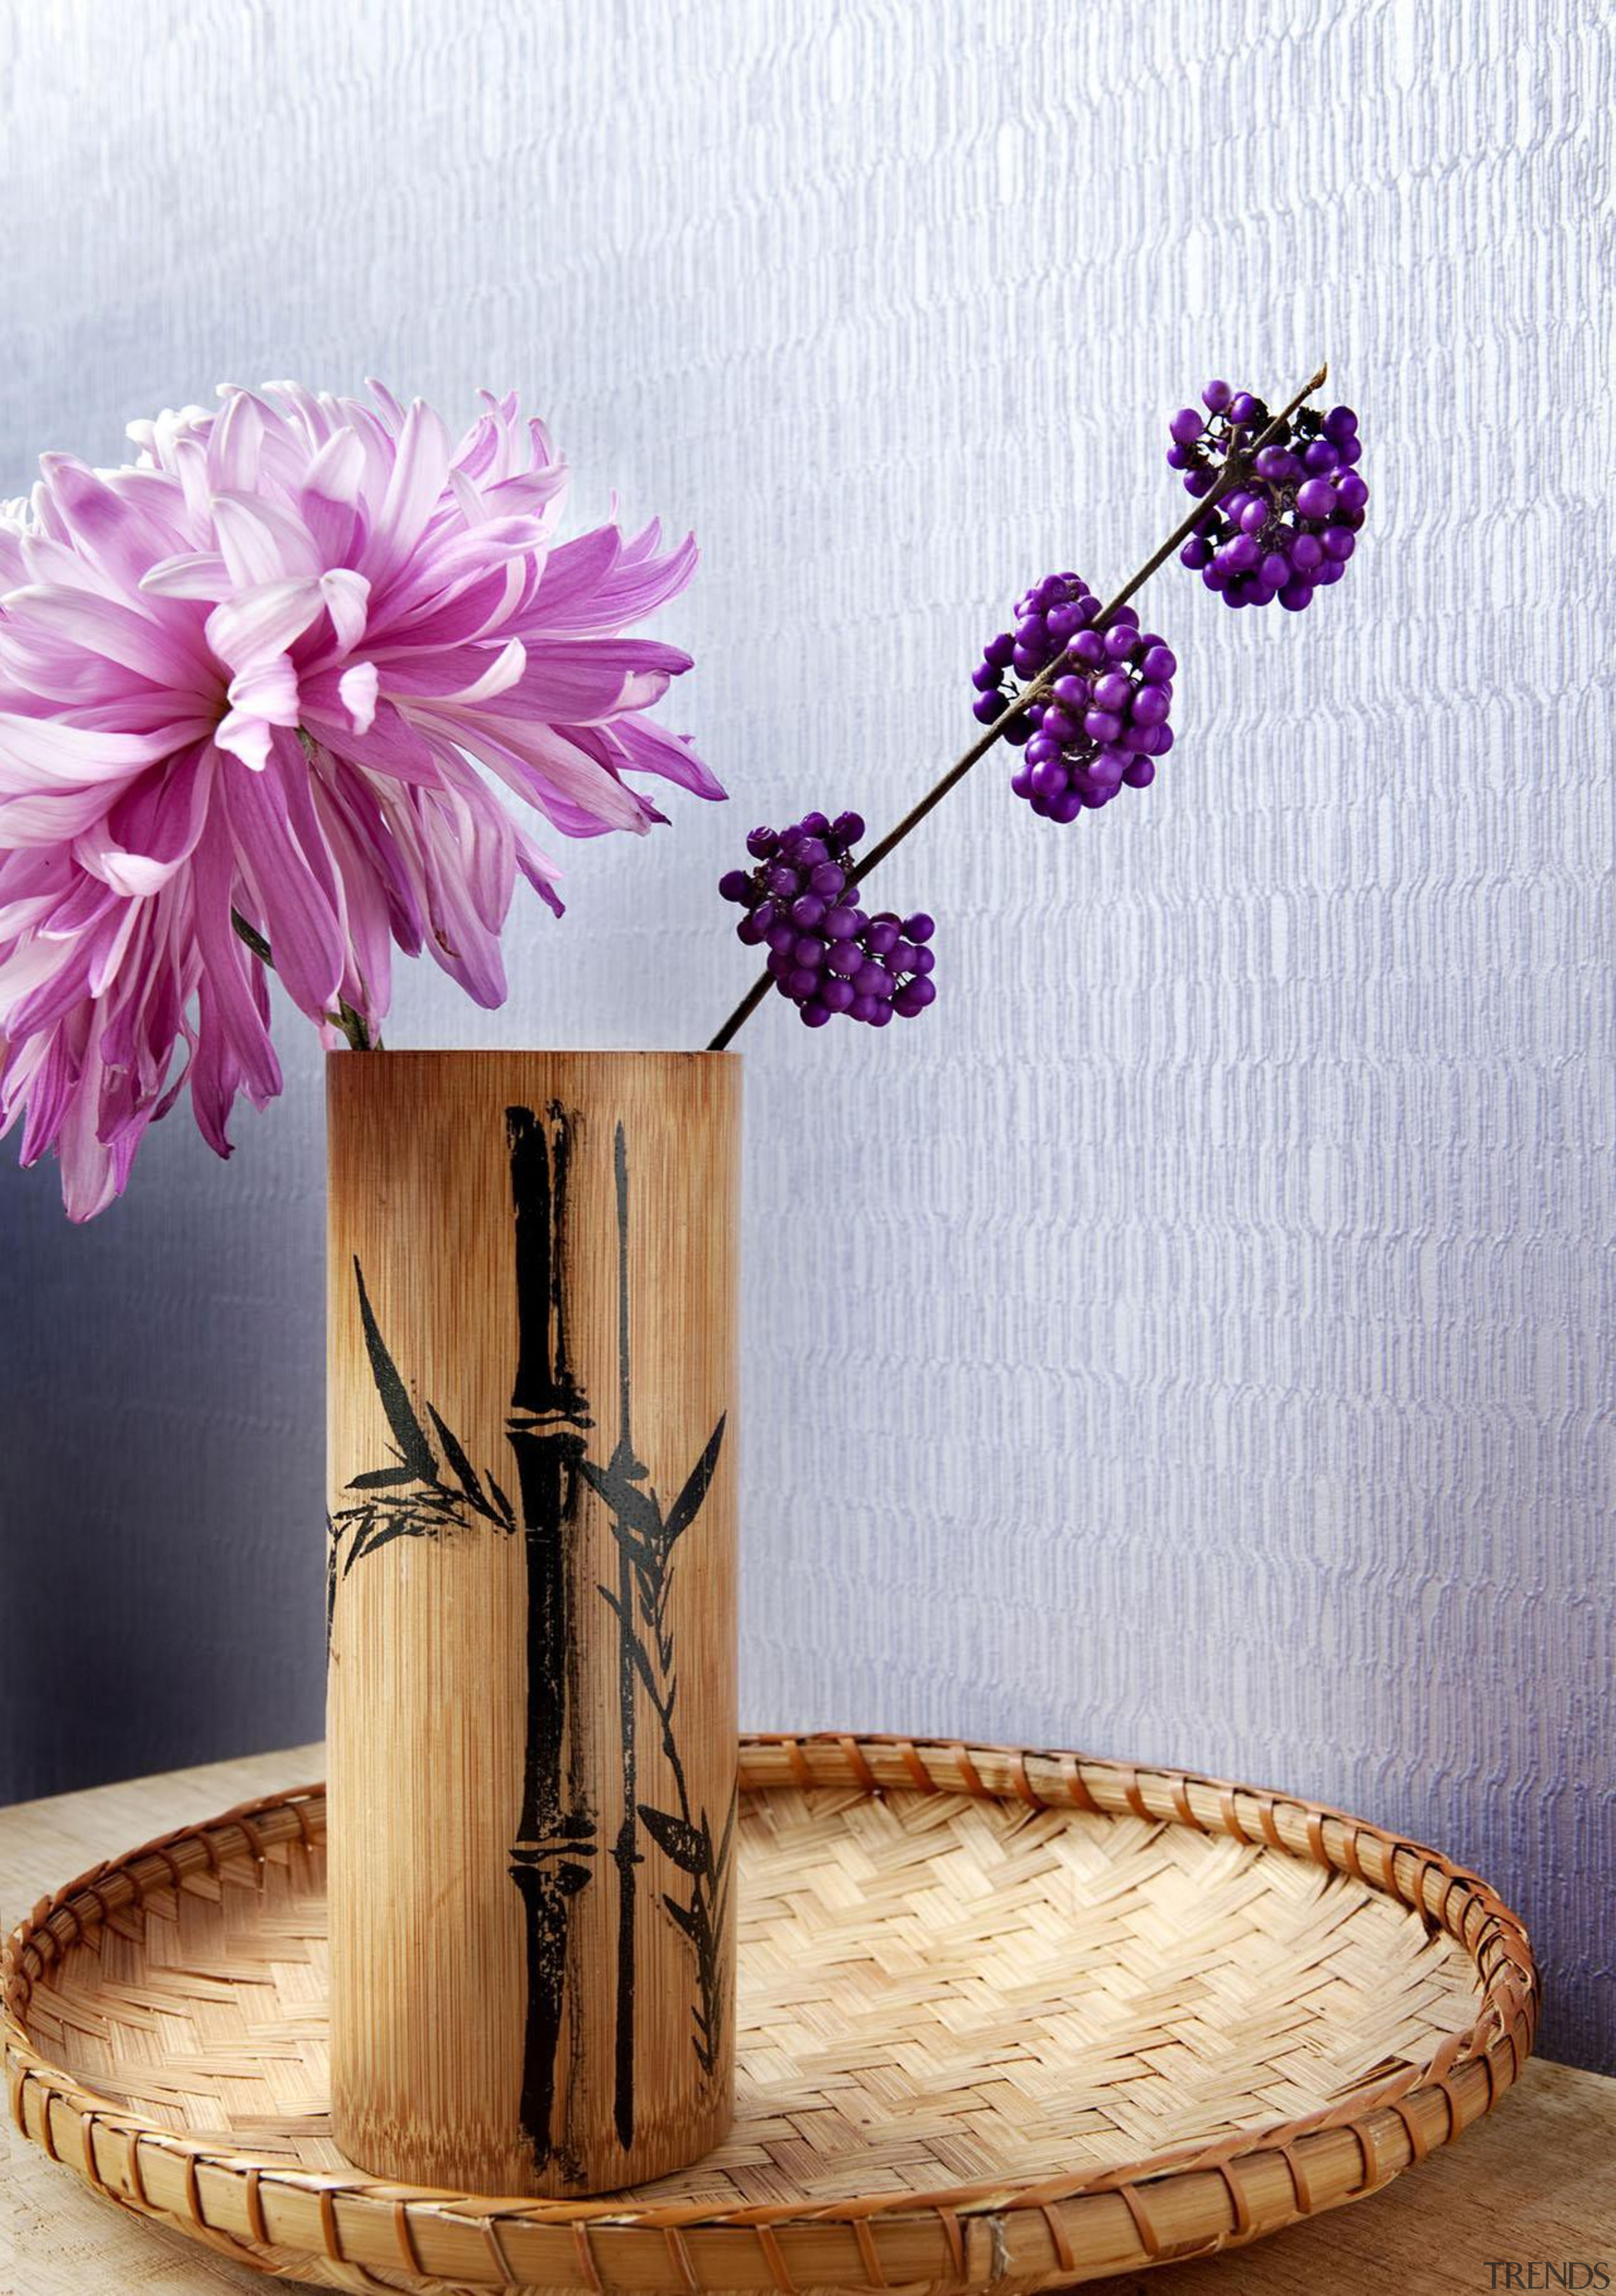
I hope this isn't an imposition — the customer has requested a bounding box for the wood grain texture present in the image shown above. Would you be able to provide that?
[0,0,1609,2086]
[326,1051,739,2193]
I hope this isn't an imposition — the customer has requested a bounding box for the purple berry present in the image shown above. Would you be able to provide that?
[724,806,938,1034]
[977,570,1177,829]
[1170,384,1364,610]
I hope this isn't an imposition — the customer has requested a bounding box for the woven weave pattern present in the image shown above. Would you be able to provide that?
[19,1785,1480,2197]
[5,1736,1536,2290]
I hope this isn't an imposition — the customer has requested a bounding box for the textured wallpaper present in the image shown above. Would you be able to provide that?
[0,0,1610,2071]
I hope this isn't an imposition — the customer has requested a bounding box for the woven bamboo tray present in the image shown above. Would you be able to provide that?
[5,1733,1536,2294]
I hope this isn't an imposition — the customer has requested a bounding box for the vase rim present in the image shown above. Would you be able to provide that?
[323,1046,738,1062]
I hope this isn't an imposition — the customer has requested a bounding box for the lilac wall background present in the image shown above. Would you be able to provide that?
[0,0,1610,2069]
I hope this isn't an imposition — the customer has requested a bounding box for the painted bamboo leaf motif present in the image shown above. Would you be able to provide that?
[583,1118,732,2127]
[333,1101,730,2172]
[353,1260,436,1481]
[329,1257,516,1642]
[638,1806,706,1873]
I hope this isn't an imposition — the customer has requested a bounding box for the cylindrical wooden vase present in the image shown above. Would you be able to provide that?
[326,1050,739,2195]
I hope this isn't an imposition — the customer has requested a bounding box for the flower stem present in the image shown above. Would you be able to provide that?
[706,362,1329,1053]
[230,909,378,1053]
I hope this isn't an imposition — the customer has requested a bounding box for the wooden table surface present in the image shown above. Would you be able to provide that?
[3,1748,1612,2295]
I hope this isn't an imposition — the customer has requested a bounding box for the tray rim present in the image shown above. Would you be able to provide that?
[4,1730,1538,2288]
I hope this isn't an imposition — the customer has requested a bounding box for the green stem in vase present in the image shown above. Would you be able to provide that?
[229,911,378,1053]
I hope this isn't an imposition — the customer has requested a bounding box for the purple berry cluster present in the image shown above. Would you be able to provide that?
[718,812,937,1029]
[1170,382,1367,611]
[970,573,1175,823]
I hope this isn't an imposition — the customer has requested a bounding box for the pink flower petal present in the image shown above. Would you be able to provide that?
[211,492,319,588]
[140,550,233,600]
[222,749,345,1019]
[74,745,213,896]
[0,713,188,788]
[205,576,326,669]
[319,567,370,653]
[0,380,718,1214]
[214,709,275,772]
[225,656,300,723]
[4,584,203,687]
[427,711,650,835]
[608,711,725,802]
[366,398,451,577]
[337,661,379,733]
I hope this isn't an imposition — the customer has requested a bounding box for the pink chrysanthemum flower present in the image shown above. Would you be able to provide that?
[0,381,719,1217]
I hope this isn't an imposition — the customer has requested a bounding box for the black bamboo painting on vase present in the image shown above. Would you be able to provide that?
[328,1102,732,2177]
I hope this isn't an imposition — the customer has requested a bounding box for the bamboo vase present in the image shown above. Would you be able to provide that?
[326,1050,739,2195]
